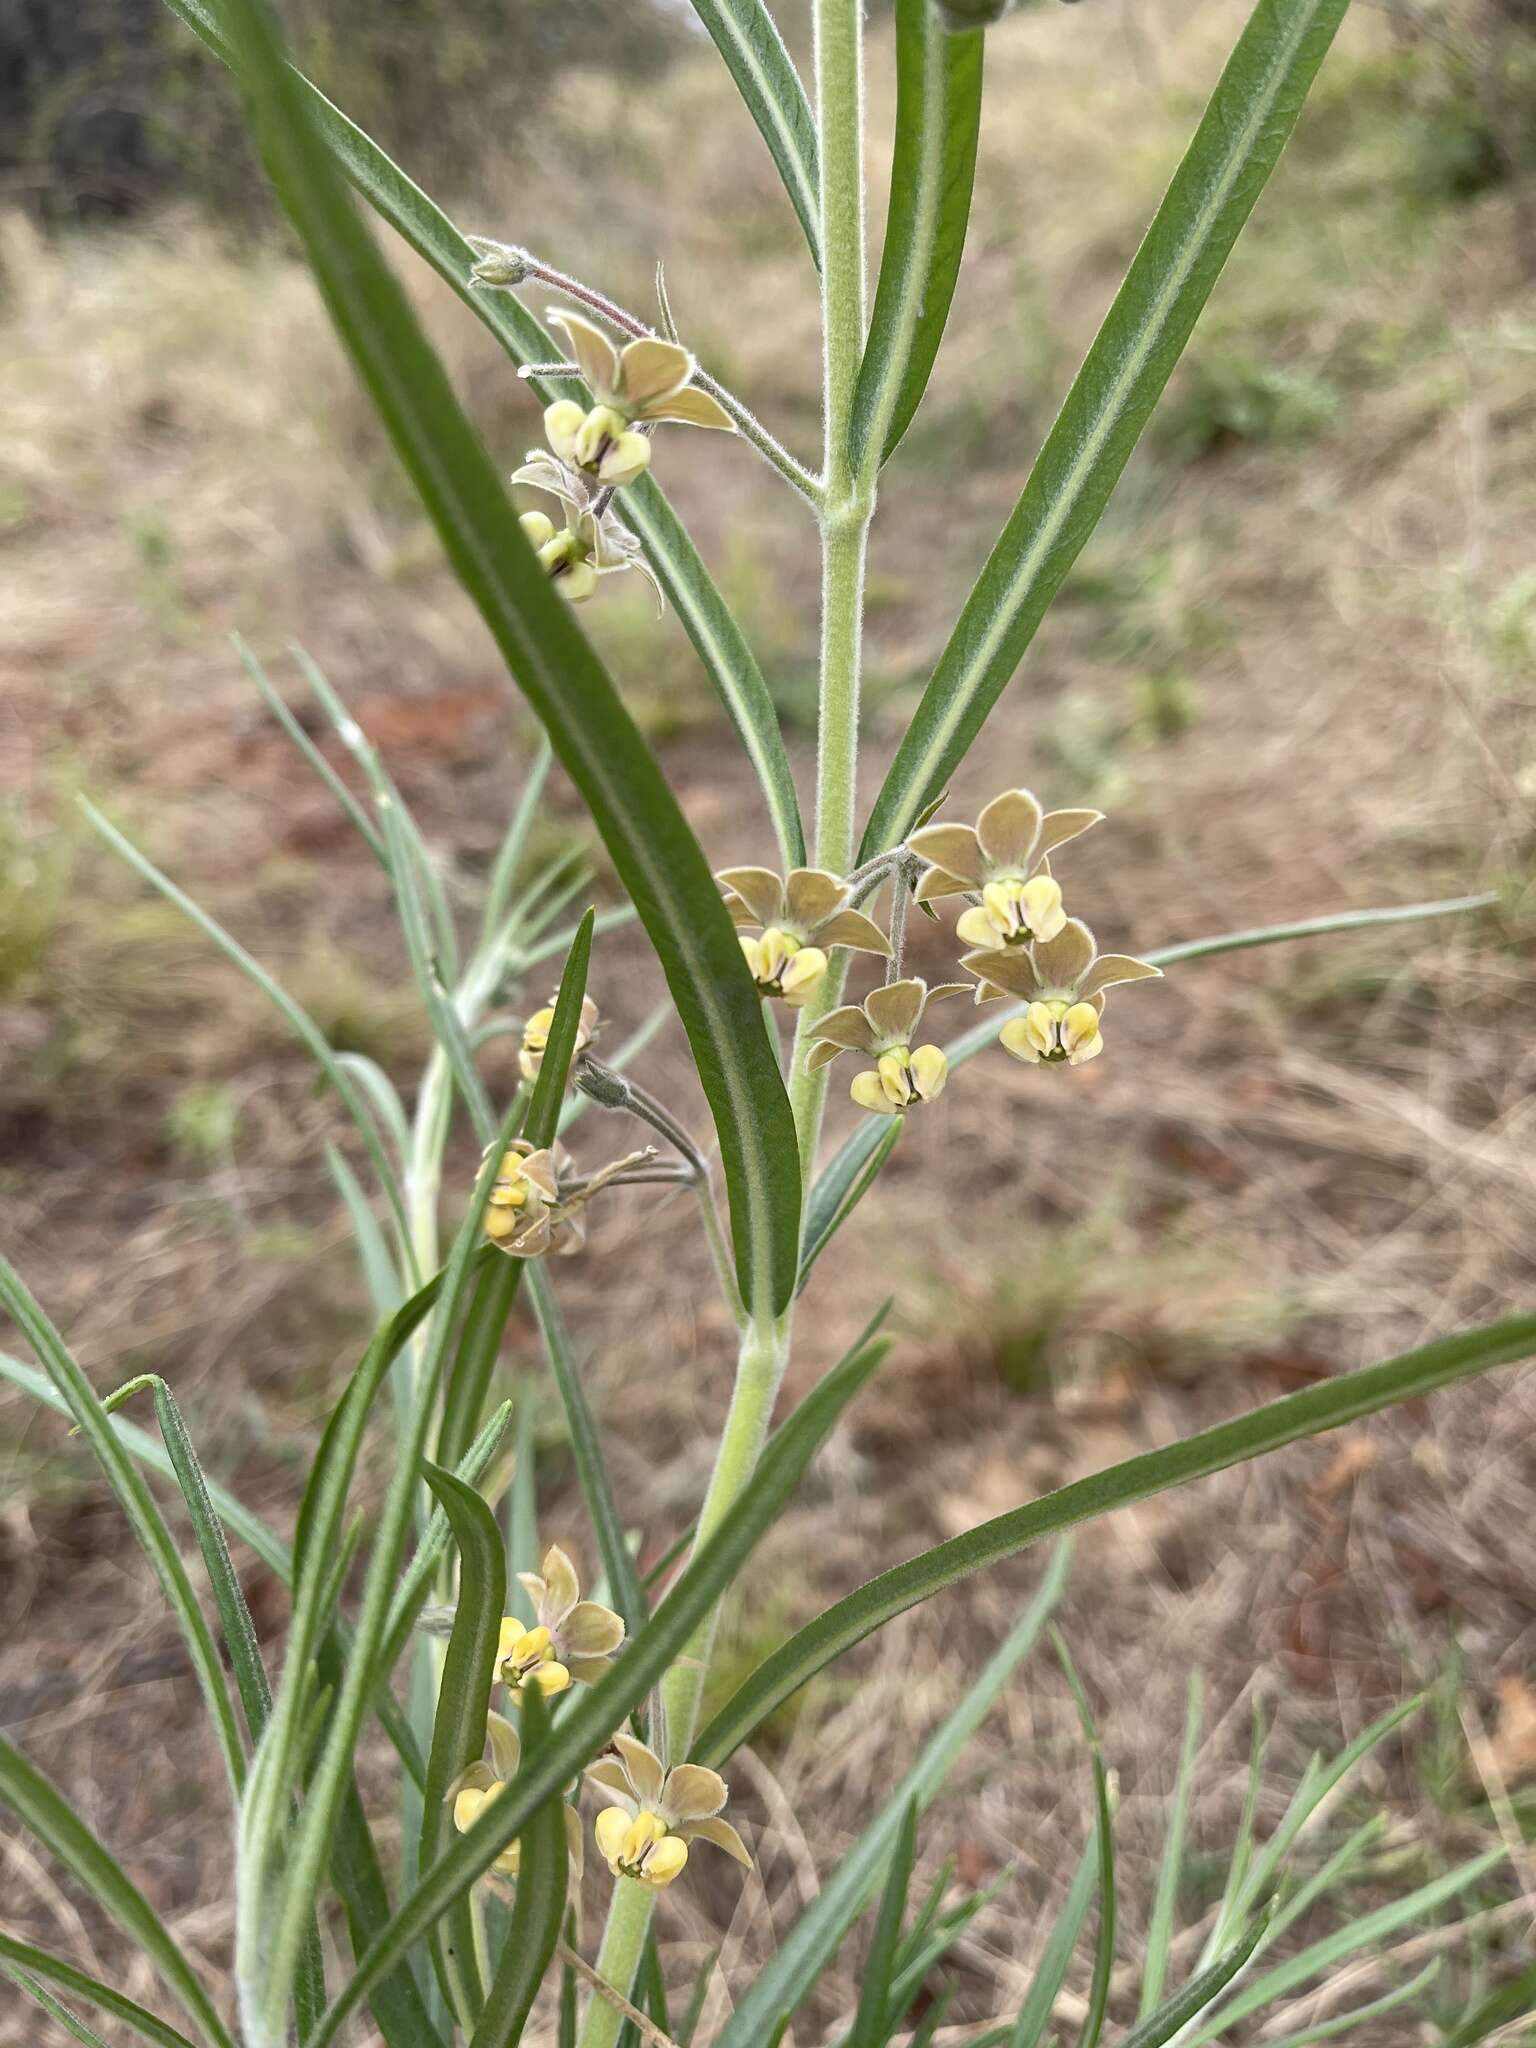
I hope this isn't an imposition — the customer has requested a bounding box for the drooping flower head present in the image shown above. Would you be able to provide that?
[447,1710,584,1879]
[506,1544,625,1691]
[480,1142,654,1260]
[716,866,891,1008]
[803,976,969,1113]
[963,918,1161,1067]
[519,993,600,1084]
[541,310,734,489]
[586,1733,750,1890]
[909,789,1103,951]
[511,450,662,610]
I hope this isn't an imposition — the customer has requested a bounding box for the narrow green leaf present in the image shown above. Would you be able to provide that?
[1009,1834,1099,2048]
[159,0,806,873]
[327,1141,405,1319]
[1253,1960,1440,2048]
[524,910,595,1148]
[685,0,822,267]
[306,1317,894,2048]
[334,1051,412,1171]
[1178,1849,1507,2046]
[709,1550,1070,2048]
[849,1801,919,2048]
[468,1688,568,2048]
[850,0,982,473]
[506,1392,540,1627]
[0,1738,234,2048]
[480,735,552,944]
[798,1113,903,1294]
[5,1968,115,2048]
[1117,1916,1270,2048]
[81,797,414,1269]
[436,1255,523,1478]
[676,1950,719,2048]
[528,1265,648,1637]
[420,1462,508,2030]
[1139,1673,1202,2018]
[1052,1635,1114,2048]
[0,1262,247,1799]
[384,1402,515,1677]
[692,1315,1536,1766]
[209,0,801,1316]
[235,634,385,863]
[859,0,1353,857]
[0,1938,195,2048]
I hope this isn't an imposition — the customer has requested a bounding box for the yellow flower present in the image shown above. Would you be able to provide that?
[963,918,1161,1068]
[804,977,968,1114]
[909,788,1103,946]
[542,310,734,489]
[519,994,600,1083]
[511,451,663,611]
[482,1142,583,1259]
[513,1544,626,1687]
[586,1733,750,1891]
[716,865,890,1003]
[447,1709,585,1881]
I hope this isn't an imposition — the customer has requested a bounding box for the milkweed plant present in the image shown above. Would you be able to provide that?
[3,0,1534,2044]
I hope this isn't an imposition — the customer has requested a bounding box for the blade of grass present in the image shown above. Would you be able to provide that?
[0,1263,247,1800]
[710,1549,1070,2048]
[0,1937,195,2048]
[1052,1633,1115,2048]
[1251,1960,1440,2048]
[5,1969,115,2048]
[1139,1673,1203,2017]
[1119,1917,1270,2048]
[0,1738,234,2048]
[211,0,801,1318]
[420,1463,507,2030]
[235,634,385,863]
[328,1141,405,1320]
[859,0,1354,858]
[1009,1834,1099,2048]
[849,0,982,474]
[848,1801,919,2048]
[306,1315,895,2048]
[691,1317,1536,1767]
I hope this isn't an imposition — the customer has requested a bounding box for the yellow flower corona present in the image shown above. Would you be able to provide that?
[594,1807,689,1887]
[498,1618,572,1697]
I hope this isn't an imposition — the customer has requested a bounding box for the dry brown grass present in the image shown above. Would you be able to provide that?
[4,1,1536,2040]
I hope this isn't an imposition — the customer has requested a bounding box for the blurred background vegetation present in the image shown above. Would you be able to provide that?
[4,0,1536,2038]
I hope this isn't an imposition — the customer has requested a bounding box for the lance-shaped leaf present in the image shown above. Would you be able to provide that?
[0,1936,196,2048]
[159,0,806,874]
[860,0,1352,858]
[211,0,800,1317]
[684,0,821,267]
[467,1688,568,2048]
[850,0,983,474]
[691,1312,1536,1765]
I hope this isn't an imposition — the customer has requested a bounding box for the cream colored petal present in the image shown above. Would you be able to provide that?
[566,1653,615,1685]
[804,1038,846,1072]
[617,335,694,406]
[1029,919,1097,993]
[1077,953,1162,999]
[564,1803,586,1881]
[507,1212,552,1258]
[498,1616,528,1662]
[784,867,847,929]
[863,978,925,1045]
[715,866,785,928]
[547,309,621,400]
[975,789,1043,872]
[562,1601,625,1657]
[913,865,972,904]
[1067,1030,1104,1065]
[515,1571,547,1610]
[595,1804,633,1870]
[521,1151,561,1202]
[584,1761,635,1801]
[486,1710,521,1782]
[815,909,892,956]
[643,386,735,430]
[1020,874,1066,943]
[906,824,985,885]
[611,1731,665,1807]
[720,892,758,927]
[806,1004,878,1051]
[675,1815,752,1866]
[540,1544,581,1623]
[446,1761,497,1806]
[1036,807,1104,858]
[542,400,586,467]
[926,981,972,1005]
[660,1764,727,1824]
[780,947,829,1007]
[876,1052,913,1107]
[850,1070,895,1113]
[958,948,1039,999]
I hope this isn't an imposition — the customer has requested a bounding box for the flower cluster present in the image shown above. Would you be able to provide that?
[721,788,1159,1112]
[513,310,734,607]
[479,1139,655,1261]
[447,1548,751,1898]
[519,990,600,1083]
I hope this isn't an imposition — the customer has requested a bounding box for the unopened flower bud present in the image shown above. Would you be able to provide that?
[518,509,556,550]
